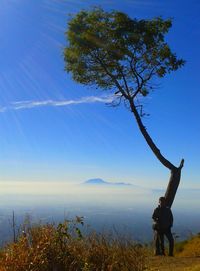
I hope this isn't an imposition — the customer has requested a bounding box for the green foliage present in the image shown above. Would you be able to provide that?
[64,7,185,101]
[0,218,148,271]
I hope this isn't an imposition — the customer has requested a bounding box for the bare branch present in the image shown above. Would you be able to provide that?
[129,99,176,171]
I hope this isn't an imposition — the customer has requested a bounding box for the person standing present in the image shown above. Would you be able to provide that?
[152,196,174,256]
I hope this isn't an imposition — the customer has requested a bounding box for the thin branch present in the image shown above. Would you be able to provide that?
[129,57,141,90]
[129,98,176,170]
[92,52,129,99]
[117,64,131,97]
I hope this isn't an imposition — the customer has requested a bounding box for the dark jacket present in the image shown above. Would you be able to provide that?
[152,206,173,231]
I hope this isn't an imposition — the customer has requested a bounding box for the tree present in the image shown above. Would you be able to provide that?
[64,8,185,208]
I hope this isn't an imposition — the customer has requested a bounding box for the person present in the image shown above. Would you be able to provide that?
[152,196,174,256]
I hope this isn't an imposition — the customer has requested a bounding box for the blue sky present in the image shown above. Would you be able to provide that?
[0,0,199,189]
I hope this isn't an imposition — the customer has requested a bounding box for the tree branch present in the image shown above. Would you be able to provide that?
[93,52,130,99]
[129,99,176,170]
[129,58,142,91]
[117,64,131,97]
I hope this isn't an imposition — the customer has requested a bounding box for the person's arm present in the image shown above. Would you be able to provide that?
[152,208,159,221]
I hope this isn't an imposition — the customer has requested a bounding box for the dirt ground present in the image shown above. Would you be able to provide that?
[148,256,200,271]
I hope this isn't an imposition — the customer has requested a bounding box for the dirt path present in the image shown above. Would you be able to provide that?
[148,256,200,271]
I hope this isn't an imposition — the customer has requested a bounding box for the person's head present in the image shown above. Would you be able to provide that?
[159,196,166,207]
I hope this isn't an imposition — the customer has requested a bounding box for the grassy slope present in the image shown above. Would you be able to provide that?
[0,220,200,271]
[149,234,200,271]
[0,220,148,271]
[149,256,200,271]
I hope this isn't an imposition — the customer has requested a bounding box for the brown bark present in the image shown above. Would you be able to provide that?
[165,159,184,207]
[129,99,184,207]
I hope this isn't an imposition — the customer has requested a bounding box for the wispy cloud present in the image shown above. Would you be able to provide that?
[0,96,114,113]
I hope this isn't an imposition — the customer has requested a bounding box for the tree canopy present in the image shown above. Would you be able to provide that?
[64,8,184,105]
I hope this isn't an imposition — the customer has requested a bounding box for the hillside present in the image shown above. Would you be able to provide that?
[0,219,200,271]
[149,256,200,271]
[150,234,200,270]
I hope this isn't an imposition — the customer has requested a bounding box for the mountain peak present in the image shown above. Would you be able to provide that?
[83,178,132,186]
[83,178,108,185]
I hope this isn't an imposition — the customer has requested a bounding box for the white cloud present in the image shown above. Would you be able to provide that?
[0,96,114,113]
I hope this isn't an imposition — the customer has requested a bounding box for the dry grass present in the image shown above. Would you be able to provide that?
[184,265,200,271]
[176,234,200,257]
[149,256,200,271]
[2,218,200,271]
[147,233,200,271]
[0,218,148,271]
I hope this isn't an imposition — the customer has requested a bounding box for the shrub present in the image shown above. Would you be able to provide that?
[0,218,148,271]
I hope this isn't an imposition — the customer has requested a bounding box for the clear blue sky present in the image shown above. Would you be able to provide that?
[0,0,199,189]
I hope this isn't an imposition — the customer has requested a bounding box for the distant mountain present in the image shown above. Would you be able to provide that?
[84,178,108,185]
[82,178,132,186]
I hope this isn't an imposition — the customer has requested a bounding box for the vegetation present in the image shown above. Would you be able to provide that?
[1,218,200,270]
[64,7,185,207]
[185,266,200,271]
[175,233,200,257]
[0,218,148,271]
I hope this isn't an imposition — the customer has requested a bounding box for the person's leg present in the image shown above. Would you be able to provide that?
[159,231,165,255]
[154,230,161,255]
[165,229,174,256]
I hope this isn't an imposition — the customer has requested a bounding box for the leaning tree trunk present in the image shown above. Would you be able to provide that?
[165,159,184,207]
[129,100,184,207]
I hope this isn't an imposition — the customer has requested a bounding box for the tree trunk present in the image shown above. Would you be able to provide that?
[165,159,184,207]
[129,99,184,207]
